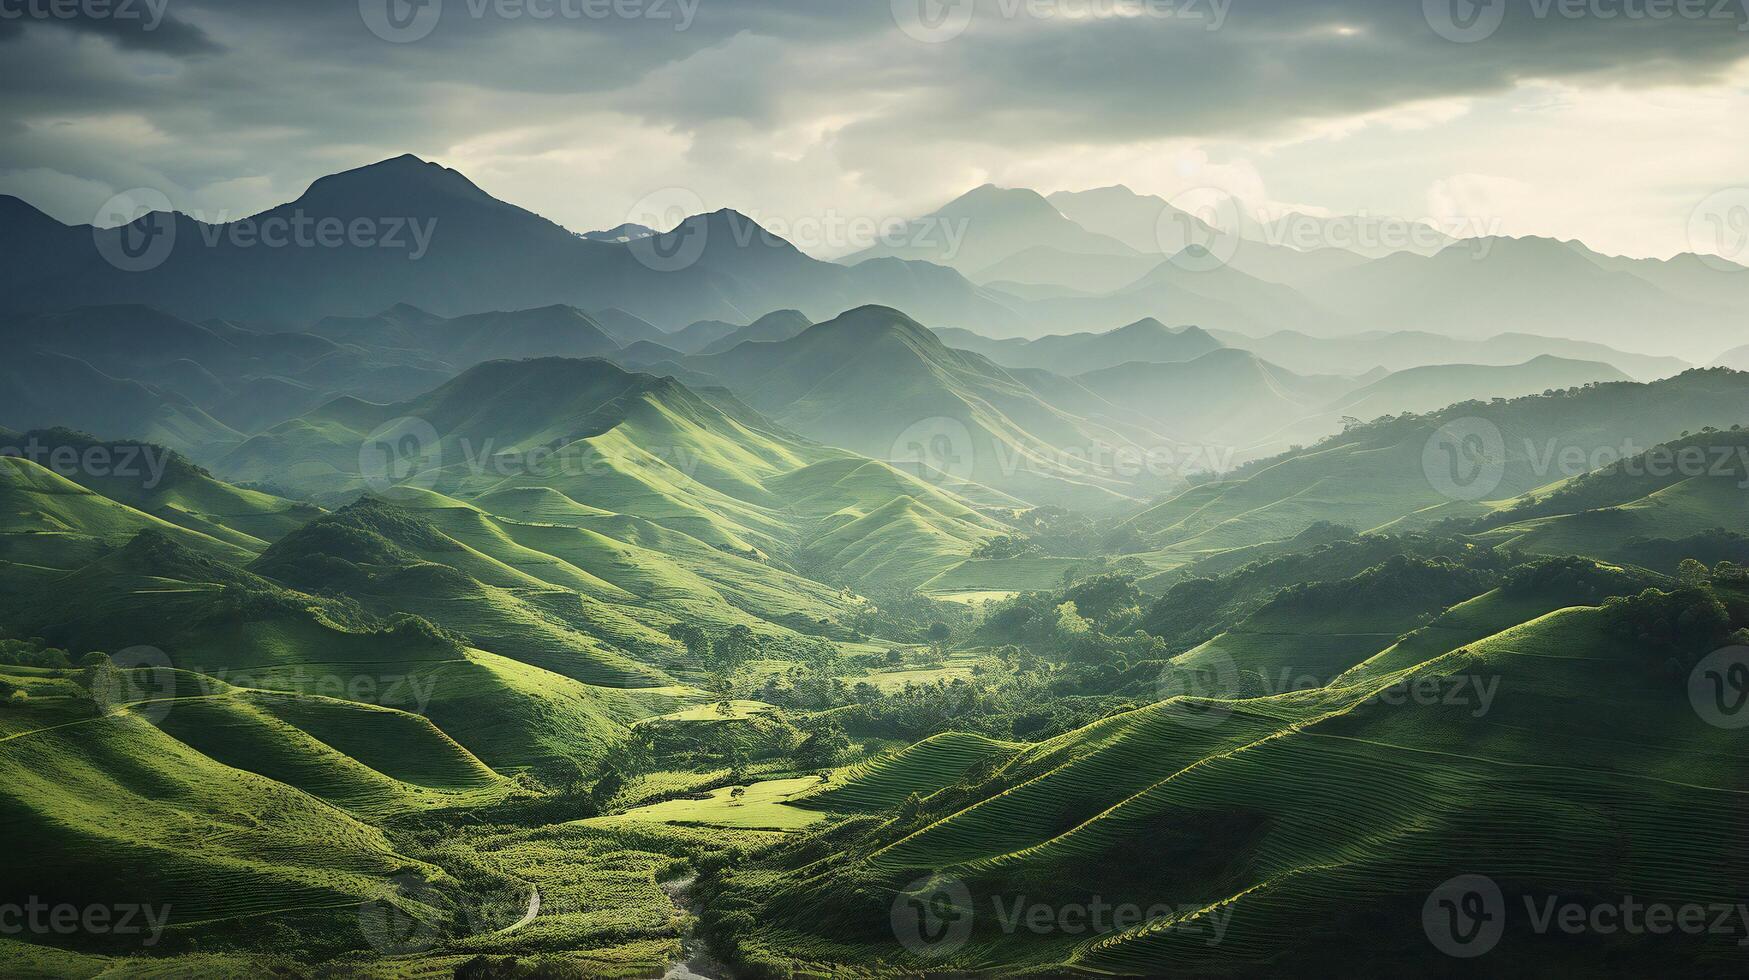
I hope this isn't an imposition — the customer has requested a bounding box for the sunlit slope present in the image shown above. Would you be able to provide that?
[251,497,678,687]
[1169,556,1497,690]
[216,356,1003,590]
[2,529,685,780]
[1469,428,1749,566]
[730,600,1749,974]
[0,455,254,571]
[393,487,858,636]
[687,305,1163,507]
[1123,370,1749,563]
[10,428,320,549]
[795,732,1022,813]
[0,695,447,954]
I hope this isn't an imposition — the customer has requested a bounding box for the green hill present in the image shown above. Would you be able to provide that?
[705,582,1749,975]
[1121,369,1749,574]
[217,356,1004,590]
[687,305,1165,507]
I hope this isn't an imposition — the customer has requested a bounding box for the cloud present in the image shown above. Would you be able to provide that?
[0,0,1744,256]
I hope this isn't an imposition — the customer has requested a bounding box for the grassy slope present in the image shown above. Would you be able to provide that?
[1122,370,1749,568]
[730,600,1749,975]
[216,356,1003,592]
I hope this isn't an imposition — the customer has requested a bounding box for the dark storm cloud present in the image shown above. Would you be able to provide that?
[1,0,1746,220]
[0,0,220,54]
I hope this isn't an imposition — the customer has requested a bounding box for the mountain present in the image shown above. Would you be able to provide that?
[694,309,812,355]
[0,348,243,457]
[1046,185,1215,256]
[841,185,1136,277]
[973,246,1163,294]
[935,317,1224,375]
[1120,368,1749,575]
[1327,355,1631,421]
[1714,343,1749,371]
[1212,327,1691,381]
[661,317,744,354]
[590,307,670,347]
[1048,185,1450,261]
[1077,348,1361,451]
[679,306,1173,507]
[0,156,1028,336]
[218,355,1003,589]
[311,303,621,369]
[1299,236,1743,359]
[1022,253,1334,336]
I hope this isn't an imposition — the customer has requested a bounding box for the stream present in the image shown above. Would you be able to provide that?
[660,875,731,980]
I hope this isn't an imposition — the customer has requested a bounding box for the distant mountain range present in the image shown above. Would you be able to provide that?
[7,155,1748,357]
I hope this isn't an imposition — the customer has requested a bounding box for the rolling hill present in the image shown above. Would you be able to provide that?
[935,317,1225,375]
[218,355,1005,589]
[1119,368,1749,574]
[704,571,1749,975]
[680,306,1172,507]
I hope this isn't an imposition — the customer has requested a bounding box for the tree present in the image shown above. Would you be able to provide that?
[717,625,759,673]
[796,638,842,676]
[925,622,952,645]
[792,715,850,768]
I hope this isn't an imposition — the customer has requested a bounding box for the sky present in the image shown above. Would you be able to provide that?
[3,0,1748,260]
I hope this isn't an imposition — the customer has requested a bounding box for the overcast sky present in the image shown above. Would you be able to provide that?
[4,0,1747,259]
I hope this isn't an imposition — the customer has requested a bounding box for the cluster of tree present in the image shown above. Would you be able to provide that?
[1260,555,1497,617]
[1603,581,1741,676]
[1620,530,1749,577]
[1143,532,1500,649]
[668,623,763,699]
[1500,555,1654,602]
[971,534,1038,560]
[841,587,970,645]
[0,635,76,669]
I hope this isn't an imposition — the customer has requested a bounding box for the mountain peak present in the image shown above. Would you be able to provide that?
[931,184,1058,220]
[291,154,494,212]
